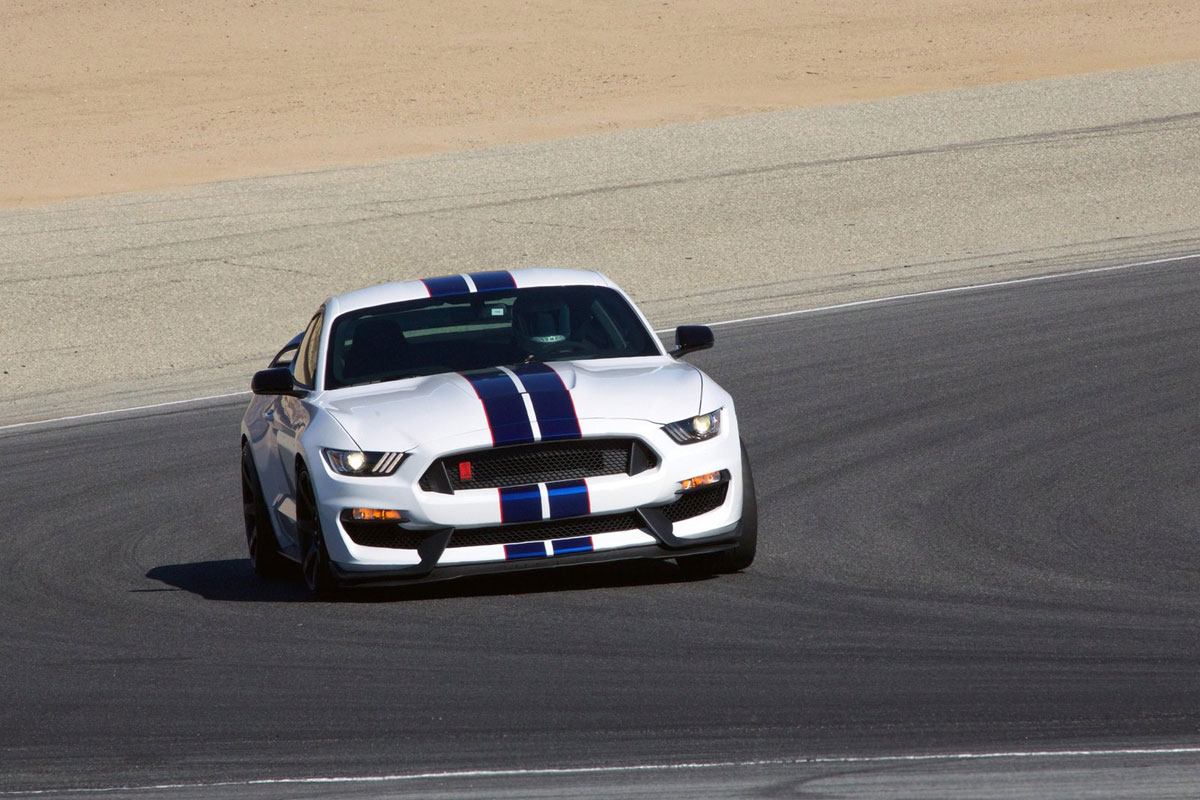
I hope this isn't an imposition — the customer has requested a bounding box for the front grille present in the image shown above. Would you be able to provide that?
[420,438,656,492]
[449,512,644,548]
[661,482,729,522]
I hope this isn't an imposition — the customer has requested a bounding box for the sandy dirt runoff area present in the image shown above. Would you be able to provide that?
[4,0,1200,207]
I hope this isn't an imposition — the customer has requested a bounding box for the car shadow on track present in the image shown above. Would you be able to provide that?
[145,557,704,603]
[145,559,310,602]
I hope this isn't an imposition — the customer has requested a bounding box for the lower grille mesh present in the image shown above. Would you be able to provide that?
[661,483,729,522]
[342,520,427,549]
[448,513,643,548]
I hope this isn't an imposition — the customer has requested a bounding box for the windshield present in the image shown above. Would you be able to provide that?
[325,285,661,389]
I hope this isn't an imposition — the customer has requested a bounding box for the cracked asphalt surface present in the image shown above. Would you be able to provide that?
[2,261,1199,798]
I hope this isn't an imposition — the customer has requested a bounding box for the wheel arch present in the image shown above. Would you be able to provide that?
[295,451,310,480]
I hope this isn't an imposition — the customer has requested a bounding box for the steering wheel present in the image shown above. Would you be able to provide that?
[528,340,597,361]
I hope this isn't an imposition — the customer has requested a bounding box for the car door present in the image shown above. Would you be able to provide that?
[262,310,322,551]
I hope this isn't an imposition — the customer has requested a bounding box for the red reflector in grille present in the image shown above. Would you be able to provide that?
[459,461,473,481]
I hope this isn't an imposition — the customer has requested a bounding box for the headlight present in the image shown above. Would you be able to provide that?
[662,409,722,444]
[323,449,406,476]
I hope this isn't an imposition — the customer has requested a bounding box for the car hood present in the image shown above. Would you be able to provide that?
[320,358,703,451]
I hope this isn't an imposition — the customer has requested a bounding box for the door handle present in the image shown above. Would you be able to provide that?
[264,409,275,421]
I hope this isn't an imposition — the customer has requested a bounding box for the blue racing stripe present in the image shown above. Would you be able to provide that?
[422,274,471,297]
[505,541,547,560]
[499,484,542,523]
[469,270,517,292]
[546,479,589,519]
[461,369,535,446]
[552,536,594,555]
[512,362,581,440]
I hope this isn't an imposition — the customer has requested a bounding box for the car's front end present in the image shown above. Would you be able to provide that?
[305,360,748,586]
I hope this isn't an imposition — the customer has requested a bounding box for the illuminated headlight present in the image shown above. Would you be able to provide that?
[662,409,722,444]
[323,449,406,476]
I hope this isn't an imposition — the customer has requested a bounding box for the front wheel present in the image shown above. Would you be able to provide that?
[297,465,340,599]
[677,441,758,577]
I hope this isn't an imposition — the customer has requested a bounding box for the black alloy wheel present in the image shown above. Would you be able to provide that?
[241,443,290,579]
[296,465,339,598]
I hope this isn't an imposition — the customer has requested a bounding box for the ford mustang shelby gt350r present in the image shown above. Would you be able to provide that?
[240,268,756,595]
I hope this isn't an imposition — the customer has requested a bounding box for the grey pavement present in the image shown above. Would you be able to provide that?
[3,262,1200,797]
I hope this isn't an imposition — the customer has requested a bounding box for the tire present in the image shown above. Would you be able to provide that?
[677,441,758,577]
[241,443,290,580]
[296,465,340,599]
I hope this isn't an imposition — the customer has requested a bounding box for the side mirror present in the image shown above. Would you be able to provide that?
[251,366,307,397]
[669,325,714,358]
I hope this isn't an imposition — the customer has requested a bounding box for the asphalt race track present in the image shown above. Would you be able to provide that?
[2,261,1200,797]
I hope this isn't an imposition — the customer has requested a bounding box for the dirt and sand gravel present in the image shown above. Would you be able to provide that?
[4,1,1199,207]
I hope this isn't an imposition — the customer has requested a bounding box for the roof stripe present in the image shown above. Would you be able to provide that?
[469,270,517,292]
[421,274,471,297]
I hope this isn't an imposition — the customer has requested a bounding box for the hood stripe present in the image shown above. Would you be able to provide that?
[511,362,581,440]
[469,270,517,292]
[461,369,535,446]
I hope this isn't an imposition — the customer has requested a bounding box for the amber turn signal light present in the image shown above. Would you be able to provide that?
[349,508,408,522]
[679,471,723,491]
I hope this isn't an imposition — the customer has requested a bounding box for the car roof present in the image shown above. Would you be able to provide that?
[326,268,616,317]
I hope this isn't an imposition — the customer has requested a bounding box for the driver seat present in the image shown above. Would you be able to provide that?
[513,294,572,354]
[341,317,407,383]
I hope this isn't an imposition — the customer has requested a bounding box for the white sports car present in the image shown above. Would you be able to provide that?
[240,268,756,596]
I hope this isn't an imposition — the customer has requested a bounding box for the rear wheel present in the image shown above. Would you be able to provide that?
[297,465,339,599]
[241,443,290,579]
[677,441,758,577]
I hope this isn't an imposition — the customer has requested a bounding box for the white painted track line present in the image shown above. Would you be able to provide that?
[3,251,1196,434]
[683,252,1200,330]
[0,392,250,433]
[3,746,1200,795]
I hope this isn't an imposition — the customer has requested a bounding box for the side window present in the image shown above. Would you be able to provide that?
[269,341,301,368]
[292,310,325,388]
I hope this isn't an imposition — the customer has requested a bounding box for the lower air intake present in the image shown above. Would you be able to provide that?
[449,513,644,548]
[345,480,730,550]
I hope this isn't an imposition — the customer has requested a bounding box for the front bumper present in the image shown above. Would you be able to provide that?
[330,516,745,587]
[309,414,744,579]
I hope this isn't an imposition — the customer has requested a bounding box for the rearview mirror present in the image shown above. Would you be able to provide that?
[669,325,714,358]
[251,366,307,397]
